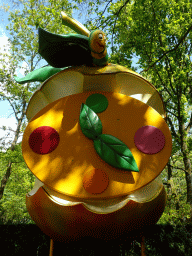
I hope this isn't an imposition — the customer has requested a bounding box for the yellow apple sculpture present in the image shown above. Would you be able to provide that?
[20,12,172,255]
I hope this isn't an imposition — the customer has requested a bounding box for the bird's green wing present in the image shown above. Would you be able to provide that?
[38,27,92,68]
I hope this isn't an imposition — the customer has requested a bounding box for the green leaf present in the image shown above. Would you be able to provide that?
[79,104,102,140]
[14,66,66,84]
[94,134,139,172]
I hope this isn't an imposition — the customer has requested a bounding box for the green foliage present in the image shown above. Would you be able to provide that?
[160,203,191,226]
[3,144,23,163]
[159,167,192,225]
[0,152,35,224]
[144,224,192,255]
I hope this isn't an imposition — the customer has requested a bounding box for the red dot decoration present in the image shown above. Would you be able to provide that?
[134,126,165,154]
[29,126,60,154]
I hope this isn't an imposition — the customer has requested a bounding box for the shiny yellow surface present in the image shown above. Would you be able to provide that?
[61,11,90,37]
[68,63,137,74]
[22,92,172,199]
[26,64,165,121]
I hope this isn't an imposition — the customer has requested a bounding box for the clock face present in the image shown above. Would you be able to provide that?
[22,91,172,199]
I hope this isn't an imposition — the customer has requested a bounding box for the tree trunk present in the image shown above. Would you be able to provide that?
[185,169,192,205]
[166,161,173,199]
[184,167,192,221]
[0,161,12,201]
[0,101,26,201]
[167,161,172,181]
[179,127,192,219]
[180,136,192,206]
[177,83,192,208]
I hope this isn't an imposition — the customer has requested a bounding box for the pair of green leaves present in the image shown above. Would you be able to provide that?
[79,104,139,172]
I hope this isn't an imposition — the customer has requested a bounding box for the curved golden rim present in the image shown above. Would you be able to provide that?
[26,64,166,119]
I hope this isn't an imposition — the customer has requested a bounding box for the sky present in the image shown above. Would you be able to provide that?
[0,19,18,144]
[0,4,26,144]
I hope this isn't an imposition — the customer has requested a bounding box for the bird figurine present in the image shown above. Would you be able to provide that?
[88,30,108,66]
[61,11,108,66]
[15,12,108,84]
[39,12,108,67]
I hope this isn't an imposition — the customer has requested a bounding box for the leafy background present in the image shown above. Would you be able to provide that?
[0,0,192,254]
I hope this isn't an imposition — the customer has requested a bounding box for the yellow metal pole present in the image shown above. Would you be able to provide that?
[141,235,145,256]
[49,239,54,256]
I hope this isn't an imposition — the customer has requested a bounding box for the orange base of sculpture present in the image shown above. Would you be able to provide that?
[26,186,166,242]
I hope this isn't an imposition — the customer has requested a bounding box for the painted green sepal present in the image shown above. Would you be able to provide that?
[79,104,102,140]
[94,134,139,172]
[14,66,66,84]
[85,93,108,113]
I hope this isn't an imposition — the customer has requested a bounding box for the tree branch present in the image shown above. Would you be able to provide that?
[1,95,19,122]
[98,0,131,29]
[142,47,176,100]
[0,127,16,133]
[100,0,113,18]
[168,164,185,172]
[166,109,179,119]
[111,12,118,54]
[114,0,130,17]
[164,56,177,95]
[166,115,179,139]
[141,23,192,73]
[186,112,192,133]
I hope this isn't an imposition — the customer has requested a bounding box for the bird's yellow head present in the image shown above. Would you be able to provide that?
[88,30,107,53]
